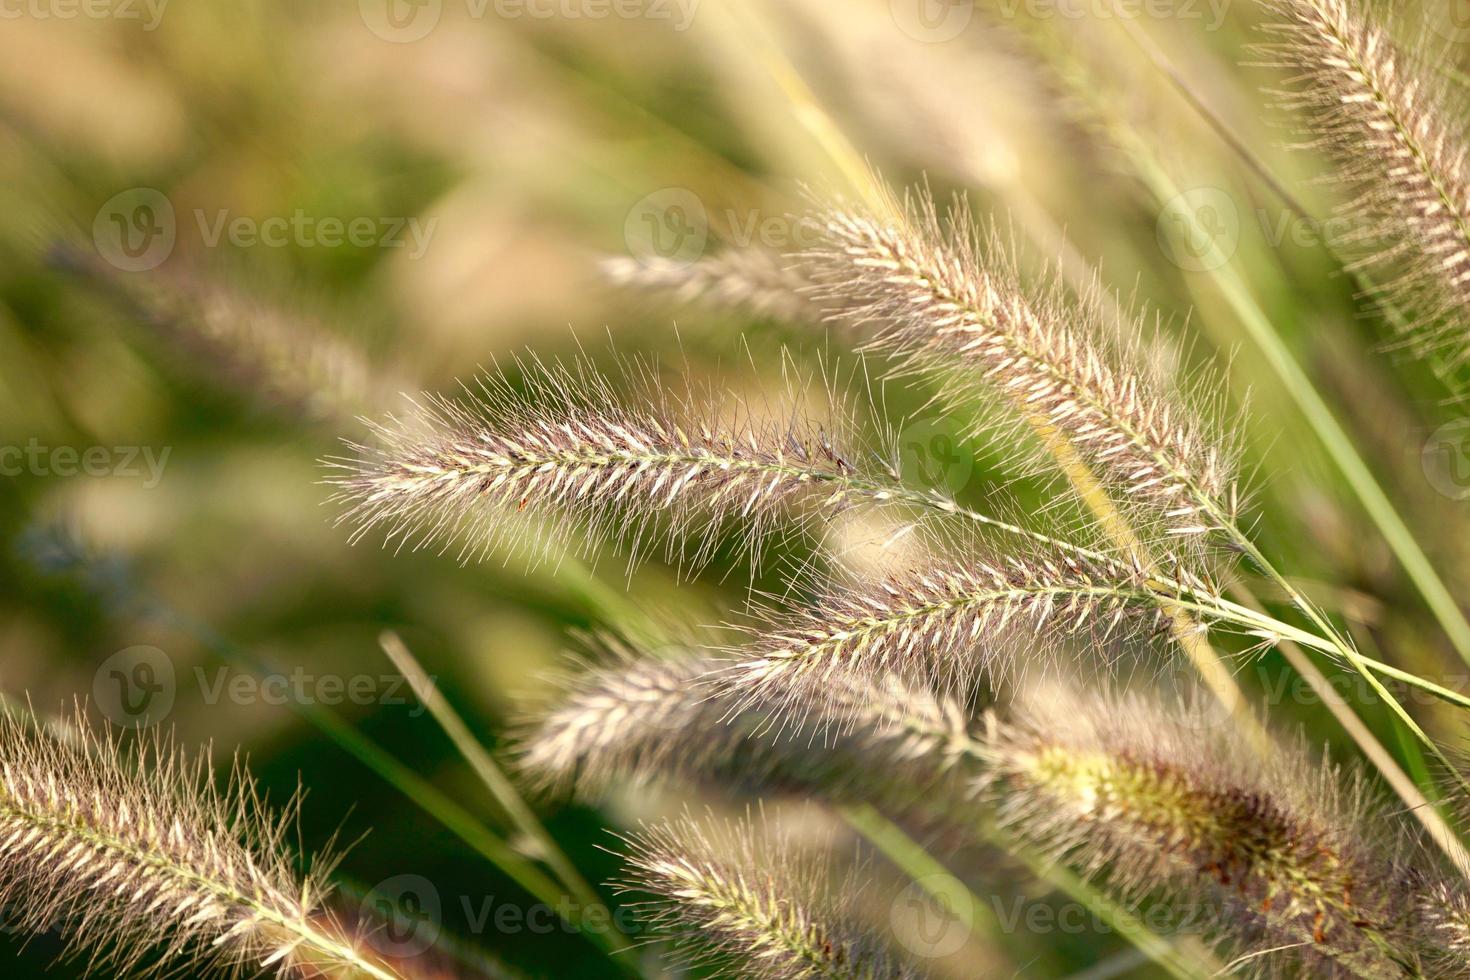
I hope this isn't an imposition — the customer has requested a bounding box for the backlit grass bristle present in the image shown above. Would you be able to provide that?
[805,190,1238,538]
[617,813,921,979]
[0,705,403,979]
[1418,878,1470,976]
[515,652,718,797]
[1259,0,1470,372]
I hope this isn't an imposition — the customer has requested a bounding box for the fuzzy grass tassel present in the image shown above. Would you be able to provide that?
[1259,0,1470,374]
[979,684,1442,978]
[618,814,922,979]
[0,706,403,979]
[806,191,1238,539]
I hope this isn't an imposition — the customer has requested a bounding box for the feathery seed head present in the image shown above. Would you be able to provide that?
[1416,878,1470,978]
[515,653,718,797]
[720,546,1206,727]
[1260,0,1470,374]
[601,249,821,323]
[805,191,1238,539]
[0,705,401,979]
[980,683,1431,977]
[618,814,922,980]
[328,359,864,568]
[516,646,982,822]
[56,246,378,422]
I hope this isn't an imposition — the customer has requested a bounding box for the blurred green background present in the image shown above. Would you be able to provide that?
[4,1,1470,976]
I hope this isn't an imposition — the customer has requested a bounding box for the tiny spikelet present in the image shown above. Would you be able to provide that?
[1260,0,1470,374]
[0,705,403,978]
[805,191,1237,538]
[617,814,922,979]
[327,359,866,568]
[601,249,820,323]
[979,683,1442,977]
[719,547,1204,724]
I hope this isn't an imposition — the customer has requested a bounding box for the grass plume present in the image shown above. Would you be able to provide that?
[601,249,820,323]
[1259,0,1470,375]
[979,683,1446,977]
[617,813,921,979]
[516,643,979,818]
[327,358,865,568]
[720,546,1204,723]
[54,246,379,422]
[1416,878,1470,978]
[805,191,1239,540]
[0,705,403,979]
